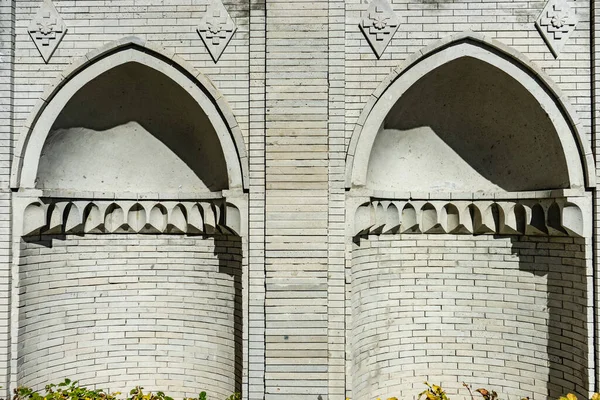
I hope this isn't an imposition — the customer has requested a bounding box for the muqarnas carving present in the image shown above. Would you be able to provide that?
[354,198,585,237]
[22,199,241,237]
[28,0,67,63]
[535,0,577,57]
[197,0,237,63]
[359,0,400,58]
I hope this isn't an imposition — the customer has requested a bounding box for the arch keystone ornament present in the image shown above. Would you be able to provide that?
[535,0,577,57]
[197,0,237,63]
[359,0,399,58]
[28,0,66,63]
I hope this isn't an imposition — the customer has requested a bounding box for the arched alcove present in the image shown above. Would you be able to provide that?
[368,56,569,192]
[38,61,228,193]
[12,39,247,399]
[12,38,248,192]
[346,34,595,192]
[347,33,593,400]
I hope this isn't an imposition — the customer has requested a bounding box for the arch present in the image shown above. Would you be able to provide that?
[346,31,595,191]
[11,36,248,192]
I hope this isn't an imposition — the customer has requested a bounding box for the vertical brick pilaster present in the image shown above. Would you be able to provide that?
[0,0,14,395]
[249,0,267,399]
[328,0,346,398]
[264,0,329,398]
[589,1,600,391]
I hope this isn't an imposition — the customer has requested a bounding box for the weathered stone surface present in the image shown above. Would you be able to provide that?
[0,1,599,400]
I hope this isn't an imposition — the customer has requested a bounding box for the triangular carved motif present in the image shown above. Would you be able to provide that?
[359,0,400,58]
[197,0,237,63]
[28,0,67,63]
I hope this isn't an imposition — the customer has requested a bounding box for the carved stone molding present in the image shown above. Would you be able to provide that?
[359,0,400,58]
[21,198,241,237]
[535,0,577,57]
[354,198,586,237]
[197,0,237,63]
[28,0,67,63]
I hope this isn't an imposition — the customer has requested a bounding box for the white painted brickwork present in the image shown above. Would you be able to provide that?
[344,0,593,150]
[0,0,598,399]
[264,0,330,398]
[351,235,589,400]
[248,0,266,399]
[0,0,15,391]
[12,0,250,149]
[17,235,242,399]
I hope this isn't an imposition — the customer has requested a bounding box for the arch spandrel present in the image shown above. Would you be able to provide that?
[346,32,595,192]
[11,37,248,193]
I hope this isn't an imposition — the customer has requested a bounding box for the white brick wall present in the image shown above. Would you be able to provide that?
[12,0,250,151]
[248,2,267,400]
[0,0,598,399]
[344,0,593,151]
[0,0,14,394]
[264,1,330,398]
[351,235,589,400]
[17,234,242,400]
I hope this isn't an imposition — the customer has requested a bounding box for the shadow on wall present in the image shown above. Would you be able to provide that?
[215,235,244,395]
[349,235,588,400]
[17,234,243,399]
[36,62,228,193]
[367,56,571,192]
[509,236,588,399]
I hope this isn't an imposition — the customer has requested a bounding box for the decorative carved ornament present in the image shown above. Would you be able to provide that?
[197,0,237,63]
[28,0,67,63]
[359,0,400,58]
[354,198,584,237]
[22,198,241,237]
[535,0,577,57]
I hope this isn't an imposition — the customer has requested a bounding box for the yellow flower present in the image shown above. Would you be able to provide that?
[559,395,578,400]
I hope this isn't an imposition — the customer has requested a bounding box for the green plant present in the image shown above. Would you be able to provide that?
[128,387,173,400]
[13,379,120,400]
[182,392,206,400]
[419,383,449,400]
[12,382,232,400]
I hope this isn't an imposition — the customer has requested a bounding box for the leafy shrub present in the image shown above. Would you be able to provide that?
[6,380,600,400]
[9,381,238,400]
[352,382,600,400]
[419,383,449,400]
[13,379,119,400]
[128,387,173,400]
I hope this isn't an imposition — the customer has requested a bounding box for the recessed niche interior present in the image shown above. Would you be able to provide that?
[36,62,228,193]
[351,235,588,400]
[18,235,243,399]
[366,56,571,193]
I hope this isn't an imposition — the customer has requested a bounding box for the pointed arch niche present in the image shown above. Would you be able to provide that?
[11,38,248,399]
[346,33,594,400]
